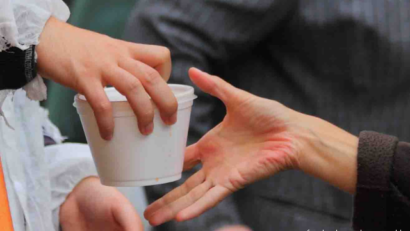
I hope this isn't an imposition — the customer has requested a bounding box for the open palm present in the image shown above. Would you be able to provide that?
[145,68,304,226]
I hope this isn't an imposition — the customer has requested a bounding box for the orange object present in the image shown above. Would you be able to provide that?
[0,157,14,231]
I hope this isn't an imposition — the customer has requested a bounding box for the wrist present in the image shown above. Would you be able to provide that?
[36,16,71,80]
[293,111,358,194]
[36,16,56,78]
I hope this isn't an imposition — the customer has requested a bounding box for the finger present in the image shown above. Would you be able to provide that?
[188,67,243,106]
[112,202,144,231]
[104,66,154,135]
[120,41,172,81]
[183,144,201,171]
[149,181,212,226]
[176,185,232,222]
[83,82,114,140]
[119,59,178,125]
[144,170,205,219]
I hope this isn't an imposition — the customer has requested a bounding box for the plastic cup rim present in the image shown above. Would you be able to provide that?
[76,84,195,102]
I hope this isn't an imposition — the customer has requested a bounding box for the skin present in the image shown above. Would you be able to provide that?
[34,17,357,229]
[35,16,180,230]
[59,177,144,231]
[144,68,358,226]
[215,225,252,231]
[36,17,178,140]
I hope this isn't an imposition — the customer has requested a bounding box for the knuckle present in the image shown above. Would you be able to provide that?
[105,43,117,53]
[188,189,200,201]
[185,193,195,205]
[93,100,111,113]
[76,67,92,78]
[228,176,244,191]
[163,194,174,205]
[106,64,118,75]
[140,108,154,120]
[180,184,190,196]
[105,41,127,56]
[126,80,142,94]
[159,47,171,61]
[184,178,197,191]
[101,34,112,41]
[144,69,161,86]
[104,37,117,49]
[154,46,171,61]
[137,105,154,122]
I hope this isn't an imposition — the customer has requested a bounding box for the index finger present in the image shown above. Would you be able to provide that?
[120,41,172,81]
[144,170,205,220]
[176,185,232,222]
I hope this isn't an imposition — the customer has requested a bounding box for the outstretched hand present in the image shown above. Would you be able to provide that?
[144,68,306,226]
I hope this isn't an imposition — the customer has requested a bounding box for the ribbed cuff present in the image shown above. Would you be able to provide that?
[0,45,37,90]
[353,131,398,231]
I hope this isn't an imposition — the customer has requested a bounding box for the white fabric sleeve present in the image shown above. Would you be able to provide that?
[0,0,69,51]
[0,0,70,112]
[45,143,98,231]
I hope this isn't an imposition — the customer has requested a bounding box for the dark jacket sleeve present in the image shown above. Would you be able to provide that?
[353,131,410,231]
[0,46,37,90]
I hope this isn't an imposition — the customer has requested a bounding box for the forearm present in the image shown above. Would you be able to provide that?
[293,111,358,194]
[292,110,410,228]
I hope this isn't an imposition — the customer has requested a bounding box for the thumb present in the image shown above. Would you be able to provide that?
[183,144,201,171]
[189,68,241,106]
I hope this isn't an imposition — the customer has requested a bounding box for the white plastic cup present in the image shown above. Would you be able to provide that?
[73,85,197,187]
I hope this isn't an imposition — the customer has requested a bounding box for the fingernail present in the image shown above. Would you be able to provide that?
[143,123,154,134]
[150,214,163,227]
[167,113,177,125]
[104,134,113,141]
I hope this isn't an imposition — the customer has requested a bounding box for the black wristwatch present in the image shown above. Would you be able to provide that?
[0,45,37,90]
